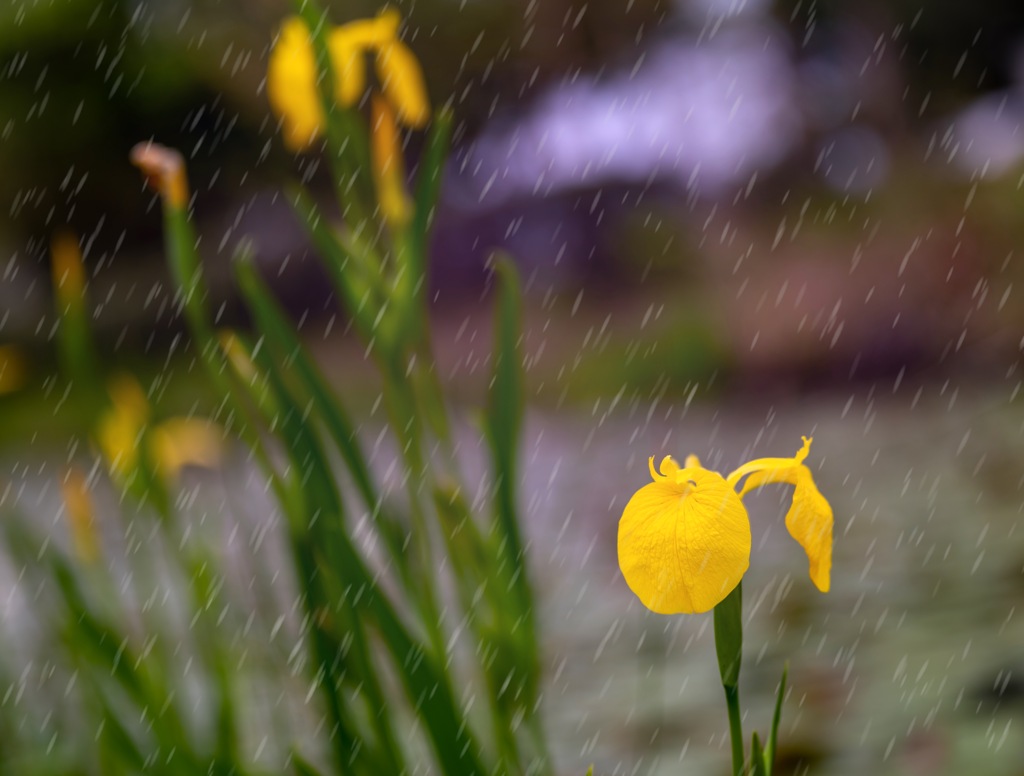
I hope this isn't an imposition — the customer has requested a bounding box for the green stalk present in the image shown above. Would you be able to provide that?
[380,368,448,661]
[714,582,745,776]
[723,684,745,776]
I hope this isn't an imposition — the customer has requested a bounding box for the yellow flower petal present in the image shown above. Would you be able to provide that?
[727,437,832,593]
[785,467,832,592]
[149,418,224,479]
[684,453,702,469]
[267,18,324,151]
[648,455,680,482]
[375,40,430,128]
[96,376,150,480]
[618,467,751,614]
[726,436,811,491]
[328,26,366,106]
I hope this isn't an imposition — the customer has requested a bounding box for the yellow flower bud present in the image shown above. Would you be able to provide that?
[371,97,412,226]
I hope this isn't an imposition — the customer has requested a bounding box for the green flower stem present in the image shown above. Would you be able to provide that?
[723,683,745,776]
[714,582,745,776]
[381,370,449,659]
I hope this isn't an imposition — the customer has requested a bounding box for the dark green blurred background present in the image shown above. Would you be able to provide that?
[5,3,1024,773]
[3,0,1024,396]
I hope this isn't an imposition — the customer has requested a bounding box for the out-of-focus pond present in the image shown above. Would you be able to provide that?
[3,374,1021,775]
[526,382,1023,775]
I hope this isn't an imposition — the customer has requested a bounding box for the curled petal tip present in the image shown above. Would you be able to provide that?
[130,142,188,209]
[648,456,661,482]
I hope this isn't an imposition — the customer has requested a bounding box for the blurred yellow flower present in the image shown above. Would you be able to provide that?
[618,437,832,614]
[267,9,429,151]
[96,374,224,486]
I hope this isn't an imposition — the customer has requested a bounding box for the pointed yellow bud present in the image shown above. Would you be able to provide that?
[129,142,189,209]
[96,375,150,480]
[61,467,99,564]
[371,97,412,225]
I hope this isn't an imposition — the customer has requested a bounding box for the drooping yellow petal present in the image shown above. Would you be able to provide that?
[618,467,751,614]
[371,96,411,225]
[327,29,365,107]
[267,17,324,151]
[149,418,224,479]
[727,437,832,593]
[374,40,430,128]
[784,467,832,592]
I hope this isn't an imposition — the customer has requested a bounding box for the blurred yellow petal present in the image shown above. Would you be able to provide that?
[684,453,702,469]
[328,30,366,106]
[727,437,832,593]
[618,466,750,614]
[61,467,99,564]
[371,96,412,225]
[96,376,149,480]
[267,17,324,151]
[150,418,224,479]
[375,40,429,128]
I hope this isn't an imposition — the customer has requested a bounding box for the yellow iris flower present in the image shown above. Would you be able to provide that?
[96,374,224,485]
[267,9,429,151]
[618,437,832,615]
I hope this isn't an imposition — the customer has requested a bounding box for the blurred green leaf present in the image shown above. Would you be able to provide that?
[288,186,387,346]
[411,108,453,276]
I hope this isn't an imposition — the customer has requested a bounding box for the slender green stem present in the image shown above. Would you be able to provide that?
[714,582,745,776]
[723,683,745,776]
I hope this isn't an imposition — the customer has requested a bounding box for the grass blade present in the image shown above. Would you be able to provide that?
[751,731,768,776]
[765,663,788,775]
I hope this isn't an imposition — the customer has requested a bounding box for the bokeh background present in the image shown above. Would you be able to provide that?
[3,0,1024,773]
